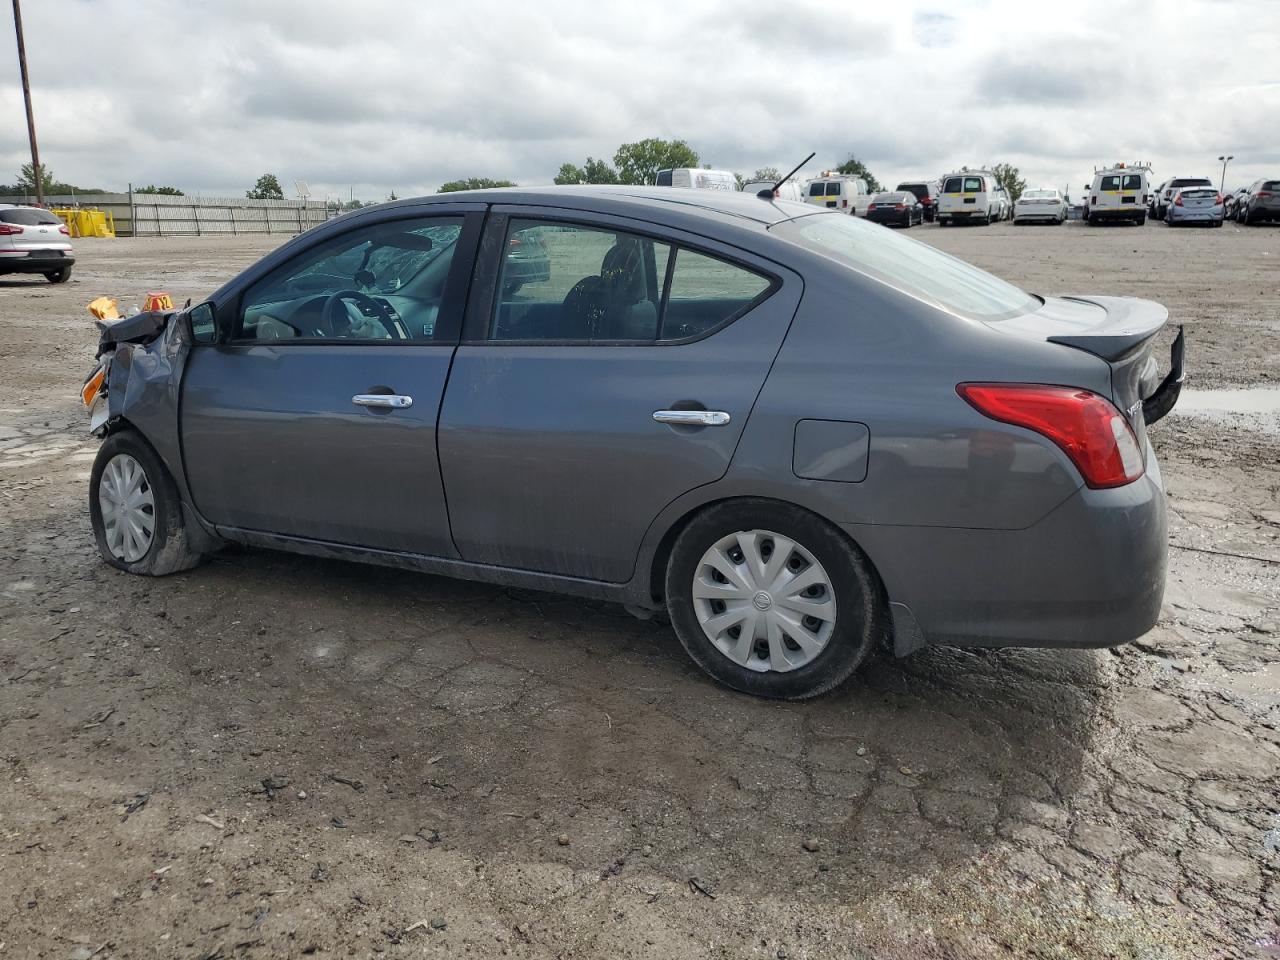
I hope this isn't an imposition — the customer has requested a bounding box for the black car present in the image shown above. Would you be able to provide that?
[895,181,940,221]
[866,191,925,227]
[1237,179,1280,224]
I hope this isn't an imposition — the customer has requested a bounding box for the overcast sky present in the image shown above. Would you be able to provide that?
[3,0,1278,201]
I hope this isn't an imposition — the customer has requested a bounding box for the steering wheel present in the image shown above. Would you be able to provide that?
[320,290,403,339]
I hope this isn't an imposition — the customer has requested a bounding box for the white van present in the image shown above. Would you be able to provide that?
[803,175,870,215]
[654,168,738,191]
[937,171,999,225]
[1086,164,1150,225]
[742,179,806,202]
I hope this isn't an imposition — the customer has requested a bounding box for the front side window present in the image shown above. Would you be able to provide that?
[491,218,772,343]
[773,212,1038,322]
[237,217,463,341]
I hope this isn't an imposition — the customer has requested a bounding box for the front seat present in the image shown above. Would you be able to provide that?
[599,238,657,340]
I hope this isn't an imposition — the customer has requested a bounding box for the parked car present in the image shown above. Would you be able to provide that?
[0,204,75,283]
[80,186,1182,700]
[1086,166,1149,225]
[1236,178,1280,224]
[655,168,738,191]
[1165,186,1224,227]
[1013,188,1068,224]
[804,175,870,216]
[501,222,551,295]
[937,171,1000,225]
[895,180,941,221]
[742,179,806,202]
[1223,187,1249,221]
[1153,176,1213,220]
[865,191,924,227]
[991,185,1014,222]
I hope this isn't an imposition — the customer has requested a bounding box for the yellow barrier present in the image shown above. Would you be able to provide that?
[52,208,116,238]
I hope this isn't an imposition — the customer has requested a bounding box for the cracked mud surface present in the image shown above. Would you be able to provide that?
[1,225,1277,958]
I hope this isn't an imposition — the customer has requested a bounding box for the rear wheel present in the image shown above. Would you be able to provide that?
[45,266,71,283]
[89,430,206,576]
[665,500,886,700]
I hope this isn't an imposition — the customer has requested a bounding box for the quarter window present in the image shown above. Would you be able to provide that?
[236,217,464,342]
[490,218,772,343]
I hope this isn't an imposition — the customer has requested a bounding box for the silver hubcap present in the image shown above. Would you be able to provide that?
[692,529,836,673]
[99,453,155,562]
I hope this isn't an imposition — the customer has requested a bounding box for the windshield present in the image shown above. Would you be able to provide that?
[771,212,1038,322]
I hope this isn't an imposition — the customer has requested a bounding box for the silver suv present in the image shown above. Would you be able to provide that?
[0,204,75,283]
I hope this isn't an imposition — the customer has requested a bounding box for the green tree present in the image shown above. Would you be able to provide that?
[613,138,699,186]
[990,162,1027,203]
[437,177,517,193]
[752,167,782,182]
[17,161,53,193]
[835,155,881,193]
[135,184,184,195]
[246,173,284,200]
[554,156,617,185]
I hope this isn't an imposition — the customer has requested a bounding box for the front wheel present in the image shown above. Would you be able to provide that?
[665,500,886,699]
[89,430,206,576]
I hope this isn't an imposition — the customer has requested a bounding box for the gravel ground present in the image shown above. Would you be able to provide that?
[0,219,1277,959]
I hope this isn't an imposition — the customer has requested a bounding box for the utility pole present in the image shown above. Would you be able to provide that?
[1217,155,1234,194]
[11,0,43,205]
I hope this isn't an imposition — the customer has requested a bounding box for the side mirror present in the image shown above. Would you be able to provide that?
[185,301,218,344]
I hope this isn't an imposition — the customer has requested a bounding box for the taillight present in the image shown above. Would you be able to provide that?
[1215,194,1224,204]
[956,383,1145,489]
[59,224,70,235]
[866,203,877,211]
[508,235,522,248]
[841,199,848,208]
[0,223,23,235]
[894,203,905,210]
[1175,194,1183,206]
[1258,191,1273,199]
[922,197,933,205]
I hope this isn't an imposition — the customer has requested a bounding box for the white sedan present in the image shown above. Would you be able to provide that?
[1013,188,1068,224]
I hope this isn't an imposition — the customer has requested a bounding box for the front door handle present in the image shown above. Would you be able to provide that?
[653,409,731,427]
[353,394,414,409]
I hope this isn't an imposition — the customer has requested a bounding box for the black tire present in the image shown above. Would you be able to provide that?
[45,266,71,283]
[89,429,205,576]
[664,499,887,700]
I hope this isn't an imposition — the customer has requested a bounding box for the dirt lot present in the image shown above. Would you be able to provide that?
[1,220,1277,959]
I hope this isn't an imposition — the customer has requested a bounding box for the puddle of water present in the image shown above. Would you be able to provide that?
[1176,387,1280,415]
[1174,387,1280,436]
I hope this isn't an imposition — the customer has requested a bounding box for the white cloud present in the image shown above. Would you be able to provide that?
[1,0,1277,200]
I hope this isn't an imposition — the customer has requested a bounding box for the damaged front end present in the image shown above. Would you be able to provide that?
[81,308,183,438]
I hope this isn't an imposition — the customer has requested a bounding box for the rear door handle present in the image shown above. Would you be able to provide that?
[353,394,414,409]
[653,409,731,427]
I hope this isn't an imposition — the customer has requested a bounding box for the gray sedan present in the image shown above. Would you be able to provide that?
[82,187,1184,699]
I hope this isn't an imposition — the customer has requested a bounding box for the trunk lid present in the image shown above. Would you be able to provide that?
[985,295,1182,447]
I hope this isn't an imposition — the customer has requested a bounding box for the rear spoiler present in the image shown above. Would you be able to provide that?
[1141,326,1185,425]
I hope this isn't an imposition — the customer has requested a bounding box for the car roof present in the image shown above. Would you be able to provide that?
[378,185,810,227]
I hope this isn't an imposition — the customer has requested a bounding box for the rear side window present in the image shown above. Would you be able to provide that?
[0,207,62,226]
[1122,174,1143,190]
[963,177,984,192]
[491,218,772,343]
[773,213,1037,322]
